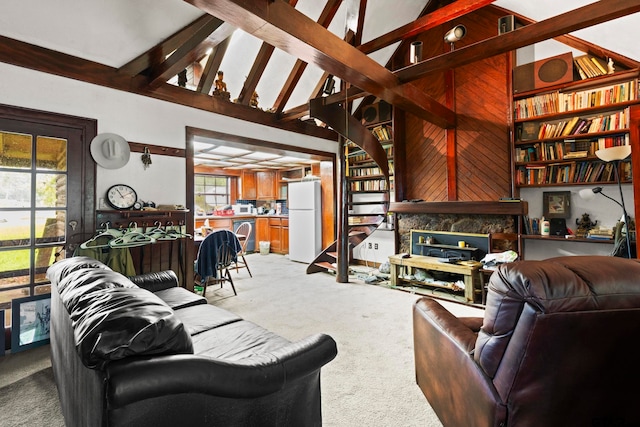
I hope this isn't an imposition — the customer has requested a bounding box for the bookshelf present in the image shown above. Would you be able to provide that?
[512,70,639,188]
[347,119,394,226]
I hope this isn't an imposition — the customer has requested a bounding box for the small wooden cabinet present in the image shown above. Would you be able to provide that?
[256,217,269,243]
[281,218,289,254]
[255,216,288,254]
[240,171,257,200]
[256,171,276,200]
[269,217,281,253]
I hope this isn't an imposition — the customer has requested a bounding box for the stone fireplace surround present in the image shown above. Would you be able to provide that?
[390,201,528,254]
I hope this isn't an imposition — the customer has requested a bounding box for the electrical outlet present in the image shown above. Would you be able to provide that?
[368,243,372,249]
[374,243,379,250]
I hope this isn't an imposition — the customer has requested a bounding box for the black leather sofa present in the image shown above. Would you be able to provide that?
[47,256,338,427]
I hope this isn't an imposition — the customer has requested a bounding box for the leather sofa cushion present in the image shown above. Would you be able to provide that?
[174,303,242,336]
[72,286,193,369]
[59,268,138,315]
[154,287,207,310]
[47,256,111,292]
[191,320,291,361]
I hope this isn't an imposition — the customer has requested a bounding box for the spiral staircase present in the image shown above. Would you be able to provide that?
[306,97,391,275]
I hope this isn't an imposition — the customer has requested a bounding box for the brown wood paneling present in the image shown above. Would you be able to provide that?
[402,7,511,202]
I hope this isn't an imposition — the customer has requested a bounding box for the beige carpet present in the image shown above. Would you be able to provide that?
[0,253,484,426]
[209,253,484,427]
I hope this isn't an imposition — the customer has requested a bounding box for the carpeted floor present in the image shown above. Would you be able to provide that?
[0,253,484,426]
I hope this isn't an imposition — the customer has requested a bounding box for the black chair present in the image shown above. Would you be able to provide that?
[195,230,241,296]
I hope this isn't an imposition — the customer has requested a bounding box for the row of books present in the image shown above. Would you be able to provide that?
[349,166,383,177]
[515,92,559,119]
[558,80,637,112]
[514,78,637,120]
[519,108,630,141]
[516,135,629,162]
[516,160,631,186]
[371,125,392,141]
[573,55,609,80]
[515,139,598,163]
[350,180,390,192]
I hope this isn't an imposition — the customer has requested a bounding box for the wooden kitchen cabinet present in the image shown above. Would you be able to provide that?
[255,217,269,244]
[268,217,281,253]
[281,218,289,254]
[256,171,276,200]
[240,171,257,200]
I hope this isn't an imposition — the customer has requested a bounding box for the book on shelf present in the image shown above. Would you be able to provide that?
[574,55,608,80]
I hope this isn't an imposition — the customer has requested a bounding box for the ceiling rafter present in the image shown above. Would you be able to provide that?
[358,0,496,55]
[272,0,342,114]
[146,17,225,88]
[184,0,456,128]
[236,0,300,105]
[395,0,640,83]
[118,14,218,77]
[197,36,231,94]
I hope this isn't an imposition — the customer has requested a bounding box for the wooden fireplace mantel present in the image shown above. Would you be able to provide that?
[389,201,528,216]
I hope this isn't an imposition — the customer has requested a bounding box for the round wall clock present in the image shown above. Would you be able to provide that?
[106,184,137,210]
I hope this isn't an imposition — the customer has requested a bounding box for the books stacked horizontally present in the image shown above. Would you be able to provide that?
[586,226,613,240]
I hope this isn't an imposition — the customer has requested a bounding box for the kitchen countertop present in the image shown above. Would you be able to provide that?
[195,214,288,219]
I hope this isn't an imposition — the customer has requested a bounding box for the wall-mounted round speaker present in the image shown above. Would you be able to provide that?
[362,105,378,124]
[537,58,569,83]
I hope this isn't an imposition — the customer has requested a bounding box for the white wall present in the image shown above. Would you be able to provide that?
[0,62,338,207]
[353,227,395,264]
[519,184,634,260]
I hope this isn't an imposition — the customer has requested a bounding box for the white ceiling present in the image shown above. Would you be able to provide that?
[1,0,638,170]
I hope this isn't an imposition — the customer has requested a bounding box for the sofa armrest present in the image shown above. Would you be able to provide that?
[105,333,338,408]
[128,270,179,292]
[413,297,506,427]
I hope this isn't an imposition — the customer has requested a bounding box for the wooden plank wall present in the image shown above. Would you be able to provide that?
[400,7,511,202]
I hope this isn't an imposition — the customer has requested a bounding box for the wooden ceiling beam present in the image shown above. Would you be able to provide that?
[272,0,342,114]
[0,35,337,140]
[196,36,230,94]
[185,0,456,128]
[395,0,640,83]
[237,43,275,105]
[496,6,640,69]
[358,0,496,55]
[146,17,224,88]
[237,0,299,106]
[118,14,218,77]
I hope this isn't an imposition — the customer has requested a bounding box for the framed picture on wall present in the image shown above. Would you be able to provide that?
[543,191,571,219]
[10,294,51,353]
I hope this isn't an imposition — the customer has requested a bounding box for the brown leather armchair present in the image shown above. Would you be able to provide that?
[413,256,640,427]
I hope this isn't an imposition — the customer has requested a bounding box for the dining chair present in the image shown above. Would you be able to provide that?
[194,230,241,296]
[234,222,253,277]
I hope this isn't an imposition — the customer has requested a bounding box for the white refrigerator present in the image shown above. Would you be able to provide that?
[288,180,322,263]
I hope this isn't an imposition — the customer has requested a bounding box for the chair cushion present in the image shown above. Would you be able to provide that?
[72,286,193,369]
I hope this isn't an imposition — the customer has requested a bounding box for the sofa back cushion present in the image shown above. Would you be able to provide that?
[72,286,193,369]
[48,257,193,369]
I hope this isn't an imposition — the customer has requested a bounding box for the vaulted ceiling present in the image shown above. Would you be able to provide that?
[1,0,640,160]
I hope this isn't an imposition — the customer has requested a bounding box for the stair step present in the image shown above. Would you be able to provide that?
[348,201,389,206]
[314,261,336,272]
[327,251,338,259]
[349,230,367,236]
